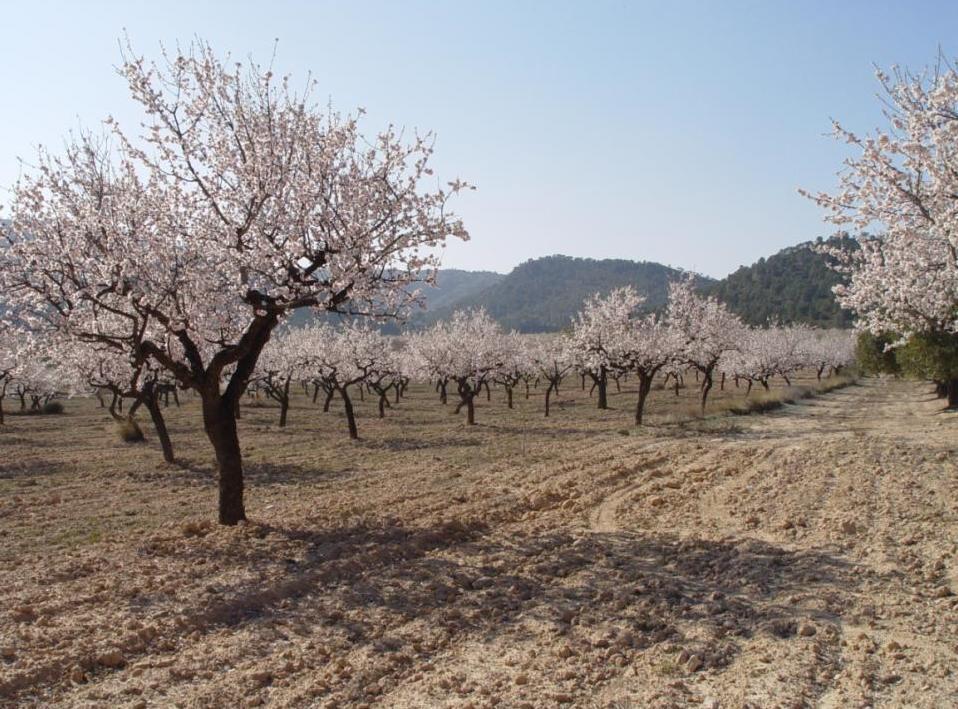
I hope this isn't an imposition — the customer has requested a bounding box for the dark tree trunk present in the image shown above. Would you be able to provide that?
[948,379,958,409]
[817,365,825,381]
[700,370,713,414]
[323,387,335,413]
[746,379,753,396]
[782,374,791,386]
[201,395,246,525]
[394,385,401,404]
[17,390,26,410]
[761,379,770,392]
[596,369,608,410]
[544,382,553,417]
[506,387,513,409]
[525,381,530,399]
[312,382,320,404]
[278,379,291,427]
[484,381,491,402]
[634,373,653,426]
[340,387,358,439]
[614,376,621,393]
[378,393,387,418]
[720,372,726,391]
[144,388,175,464]
[581,374,586,390]
[440,380,448,405]
[467,396,475,425]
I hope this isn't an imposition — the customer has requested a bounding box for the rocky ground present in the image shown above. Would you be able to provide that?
[1,376,956,708]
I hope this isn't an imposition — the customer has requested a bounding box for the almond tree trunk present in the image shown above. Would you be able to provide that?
[948,379,958,409]
[634,372,653,426]
[202,394,246,525]
[700,370,713,415]
[144,386,175,464]
[596,368,608,410]
[278,378,291,427]
[339,386,358,439]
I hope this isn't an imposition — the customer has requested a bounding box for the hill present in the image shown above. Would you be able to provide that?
[706,237,856,328]
[283,268,504,331]
[422,255,709,332]
[277,240,855,333]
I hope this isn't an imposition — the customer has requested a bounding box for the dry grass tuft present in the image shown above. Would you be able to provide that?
[116,419,145,443]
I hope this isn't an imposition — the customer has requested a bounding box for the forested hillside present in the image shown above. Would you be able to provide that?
[423,255,709,332]
[281,240,855,333]
[706,237,856,327]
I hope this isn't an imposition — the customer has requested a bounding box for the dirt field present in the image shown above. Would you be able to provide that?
[1,375,956,708]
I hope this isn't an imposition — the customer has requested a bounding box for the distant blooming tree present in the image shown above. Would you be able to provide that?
[529,335,574,417]
[0,325,29,425]
[667,278,746,413]
[0,40,470,523]
[64,337,178,462]
[493,331,531,409]
[424,309,504,425]
[622,312,683,425]
[802,61,958,404]
[570,287,643,410]
[253,328,312,428]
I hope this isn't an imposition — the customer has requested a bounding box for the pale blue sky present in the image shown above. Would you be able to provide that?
[1,1,954,277]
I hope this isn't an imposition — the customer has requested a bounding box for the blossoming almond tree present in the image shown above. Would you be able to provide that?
[667,278,746,414]
[570,287,643,410]
[253,328,312,428]
[622,313,683,425]
[63,338,178,462]
[802,62,958,404]
[0,41,469,524]
[437,309,503,425]
[0,325,29,425]
[529,334,574,418]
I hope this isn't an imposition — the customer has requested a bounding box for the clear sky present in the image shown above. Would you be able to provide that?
[1,1,955,277]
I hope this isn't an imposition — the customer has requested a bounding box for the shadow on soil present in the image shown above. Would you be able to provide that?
[115,520,872,701]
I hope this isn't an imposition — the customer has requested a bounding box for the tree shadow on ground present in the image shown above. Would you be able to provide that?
[0,459,63,482]
[116,519,874,706]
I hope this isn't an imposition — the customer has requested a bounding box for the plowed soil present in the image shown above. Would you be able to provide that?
[1,376,956,708]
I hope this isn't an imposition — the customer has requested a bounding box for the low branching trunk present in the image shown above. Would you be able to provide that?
[201,393,246,525]
[143,382,175,464]
[634,372,654,426]
[338,386,359,439]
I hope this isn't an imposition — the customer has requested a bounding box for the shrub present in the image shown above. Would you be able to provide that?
[856,331,900,375]
[42,401,65,415]
[117,419,145,443]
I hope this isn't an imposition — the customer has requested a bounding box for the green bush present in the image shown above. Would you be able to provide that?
[856,331,900,375]
[896,331,958,383]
